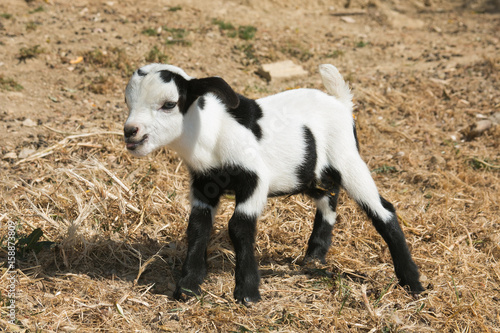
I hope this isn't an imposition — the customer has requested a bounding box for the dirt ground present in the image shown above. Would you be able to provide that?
[1,0,499,332]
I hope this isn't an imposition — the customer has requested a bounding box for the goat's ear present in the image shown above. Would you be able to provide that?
[188,77,240,109]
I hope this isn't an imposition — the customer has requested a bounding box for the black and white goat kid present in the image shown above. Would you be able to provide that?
[123,63,424,303]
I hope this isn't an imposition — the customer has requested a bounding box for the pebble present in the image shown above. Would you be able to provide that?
[22,118,37,127]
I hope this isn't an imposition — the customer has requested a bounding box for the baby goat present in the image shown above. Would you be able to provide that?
[123,63,424,303]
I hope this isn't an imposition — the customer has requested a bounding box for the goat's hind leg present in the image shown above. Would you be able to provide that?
[305,174,341,263]
[337,155,424,293]
[361,196,424,293]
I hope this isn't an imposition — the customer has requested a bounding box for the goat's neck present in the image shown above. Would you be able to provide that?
[169,105,223,171]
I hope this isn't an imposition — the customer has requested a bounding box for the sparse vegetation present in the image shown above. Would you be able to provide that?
[17,44,44,62]
[141,27,158,37]
[168,6,182,12]
[25,21,39,32]
[212,18,236,31]
[28,6,44,14]
[82,47,134,77]
[164,27,191,46]
[212,19,257,40]
[234,43,259,65]
[281,39,313,61]
[237,25,257,40]
[325,50,344,58]
[356,40,369,48]
[0,75,23,91]
[145,45,169,63]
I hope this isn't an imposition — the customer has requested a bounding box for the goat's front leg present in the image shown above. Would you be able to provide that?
[229,179,268,304]
[173,202,215,300]
[229,210,260,303]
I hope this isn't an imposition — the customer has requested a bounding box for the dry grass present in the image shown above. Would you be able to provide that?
[1,0,499,332]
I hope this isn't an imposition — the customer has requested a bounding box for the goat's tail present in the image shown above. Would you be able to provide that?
[319,64,353,110]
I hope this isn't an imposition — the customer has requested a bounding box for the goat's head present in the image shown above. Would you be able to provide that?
[124,63,239,157]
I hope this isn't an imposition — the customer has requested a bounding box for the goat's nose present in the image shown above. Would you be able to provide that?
[124,125,139,139]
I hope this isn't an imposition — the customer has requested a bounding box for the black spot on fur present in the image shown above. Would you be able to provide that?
[227,95,263,140]
[296,126,317,189]
[306,166,342,199]
[137,69,147,76]
[170,74,240,115]
[189,77,240,108]
[159,70,173,83]
[190,165,259,207]
[270,127,320,198]
[197,96,206,110]
[156,70,191,113]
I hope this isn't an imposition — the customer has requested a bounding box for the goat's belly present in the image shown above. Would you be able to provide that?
[268,176,297,196]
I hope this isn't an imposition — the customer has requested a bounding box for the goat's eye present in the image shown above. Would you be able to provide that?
[161,101,177,110]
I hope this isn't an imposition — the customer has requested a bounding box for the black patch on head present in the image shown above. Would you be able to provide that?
[227,94,263,140]
[197,96,206,110]
[159,70,173,83]
[187,77,240,110]
[137,69,147,76]
[154,72,242,115]
[296,126,317,189]
[173,74,189,114]
[153,70,190,114]
[190,165,259,207]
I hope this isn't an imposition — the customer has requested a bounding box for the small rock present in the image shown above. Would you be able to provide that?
[19,148,36,159]
[257,60,308,81]
[2,152,17,160]
[490,111,500,125]
[465,119,493,140]
[428,154,446,170]
[22,118,37,127]
[341,16,356,23]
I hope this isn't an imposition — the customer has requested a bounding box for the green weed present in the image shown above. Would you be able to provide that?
[372,165,398,174]
[168,6,182,12]
[356,40,369,48]
[0,75,23,91]
[212,19,257,40]
[164,27,191,46]
[142,27,158,37]
[17,45,44,63]
[281,39,312,61]
[325,50,344,58]
[212,18,235,31]
[82,47,134,77]
[29,6,44,14]
[26,21,39,32]
[238,25,257,40]
[145,46,168,63]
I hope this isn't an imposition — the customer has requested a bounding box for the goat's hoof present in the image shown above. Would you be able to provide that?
[234,288,261,305]
[173,285,201,301]
[236,295,261,306]
[399,279,425,296]
[408,283,425,295]
[303,254,327,266]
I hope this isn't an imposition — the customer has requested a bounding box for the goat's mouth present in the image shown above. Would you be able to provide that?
[126,134,148,151]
